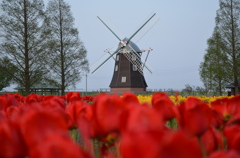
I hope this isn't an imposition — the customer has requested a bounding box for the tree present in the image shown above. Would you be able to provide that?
[195,86,208,96]
[44,0,89,95]
[166,88,175,95]
[0,0,49,95]
[199,26,228,96]
[182,84,194,95]
[0,58,16,91]
[216,0,240,95]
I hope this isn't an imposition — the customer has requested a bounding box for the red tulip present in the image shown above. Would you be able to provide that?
[177,97,214,137]
[25,93,42,104]
[121,92,139,104]
[151,92,177,121]
[13,93,25,103]
[223,124,240,151]
[158,131,203,158]
[200,126,223,154]
[211,95,240,122]
[120,104,163,132]
[210,110,225,129]
[120,130,163,158]
[211,98,228,114]
[28,134,90,158]
[91,93,126,137]
[20,109,70,148]
[0,93,18,110]
[66,101,87,128]
[41,95,66,110]
[209,150,240,158]
[65,92,81,103]
[76,104,94,152]
[227,95,240,116]
[119,101,164,157]
[0,119,27,157]
[81,96,94,103]
[120,130,203,158]
[76,104,93,137]
[227,114,240,126]
[4,106,22,121]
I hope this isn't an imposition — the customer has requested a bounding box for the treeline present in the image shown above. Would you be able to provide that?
[146,84,227,96]
[0,0,89,95]
[199,0,240,96]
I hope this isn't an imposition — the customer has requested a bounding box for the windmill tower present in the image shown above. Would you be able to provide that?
[92,13,156,94]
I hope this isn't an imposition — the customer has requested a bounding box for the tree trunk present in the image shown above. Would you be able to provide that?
[24,0,30,95]
[230,0,239,95]
[219,79,222,96]
[59,1,65,96]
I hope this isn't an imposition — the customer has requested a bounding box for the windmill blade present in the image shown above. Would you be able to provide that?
[91,47,122,74]
[122,47,143,75]
[90,52,111,71]
[97,16,121,41]
[127,13,156,44]
[127,44,152,74]
[135,17,160,43]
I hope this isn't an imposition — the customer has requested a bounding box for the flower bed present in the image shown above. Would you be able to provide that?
[137,94,233,105]
[0,92,240,158]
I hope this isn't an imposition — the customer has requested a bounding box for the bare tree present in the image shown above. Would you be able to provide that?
[44,0,89,95]
[216,0,240,95]
[195,86,208,96]
[182,84,195,95]
[0,0,49,95]
[0,57,16,91]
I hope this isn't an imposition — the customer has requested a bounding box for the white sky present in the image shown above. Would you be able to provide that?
[4,0,220,91]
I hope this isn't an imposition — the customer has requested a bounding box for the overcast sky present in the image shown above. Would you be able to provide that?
[4,0,220,91]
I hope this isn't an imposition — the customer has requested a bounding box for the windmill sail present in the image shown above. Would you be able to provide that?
[97,16,122,41]
[93,13,157,94]
[91,46,122,74]
[93,13,156,74]
[127,13,156,43]
[126,44,152,74]
[118,38,152,75]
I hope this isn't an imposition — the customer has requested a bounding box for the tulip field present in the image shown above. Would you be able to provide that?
[137,94,233,105]
[1,92,240,158]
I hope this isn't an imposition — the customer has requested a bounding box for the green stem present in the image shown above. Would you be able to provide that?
[92,139,101,158]
[222,131,228,150]
[69,128,81,143]
[198,136,208,158]
[169,118,178,130]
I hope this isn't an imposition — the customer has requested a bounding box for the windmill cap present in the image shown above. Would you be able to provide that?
[117,37,142,53]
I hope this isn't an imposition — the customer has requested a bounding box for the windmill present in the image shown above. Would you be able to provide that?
[92,13,157,94]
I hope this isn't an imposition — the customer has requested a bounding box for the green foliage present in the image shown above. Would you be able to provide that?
[199,26,228,96]
[0,0,48,95]
[200,0,240,95]
[166,118,178,130]
[0,59,13,91]
[217,0,240,94]
[44,0,89,95]
[182,84,194,95]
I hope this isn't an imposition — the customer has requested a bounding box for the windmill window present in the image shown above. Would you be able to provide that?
[133,65,137,71]
[115,65,118,71]
[121,76,126,83]
[116,55,119,61]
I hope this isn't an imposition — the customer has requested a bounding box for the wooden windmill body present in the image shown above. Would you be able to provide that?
[92,13,156,94]
[109,38,148,94]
